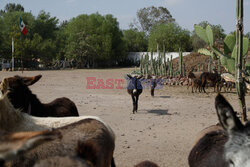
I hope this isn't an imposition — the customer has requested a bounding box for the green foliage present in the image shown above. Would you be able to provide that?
[148,23,192,52]
[33,10,59,40]
[224,34,235,54]
[194,25,209,44]
[123,28,147,52]
[0,3,128,68]
[198,48,212,57]
[64,13,125,68]
[191,21,226,51]
[195,24,249,75]
[178,49,183,76]
[206,25,214,45]
[0,3,24,15]
[136,6,175,34]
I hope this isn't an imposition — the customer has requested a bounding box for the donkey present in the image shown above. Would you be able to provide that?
[191,78,202,93]
[134,160,159,167]
[0,129,60,167]
[189,94,250,167]
[1,75,79,117]
[188,123,228,167]
[126,74,143,114]
[8,117,116,167]
[187,71,203,89]
[0,90,116,167]
[200,70,221,93]
[147,75,163,97]
[34,140,101,167]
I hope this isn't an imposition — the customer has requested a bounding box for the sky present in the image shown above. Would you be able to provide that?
[1,0,250,34]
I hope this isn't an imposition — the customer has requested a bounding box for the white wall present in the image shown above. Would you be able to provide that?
[128,52,191,63]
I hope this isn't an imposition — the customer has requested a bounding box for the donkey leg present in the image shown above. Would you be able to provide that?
[131,95,136,114]
[135,95,139,113]
[151,88,155,97]
[202,80,206,93]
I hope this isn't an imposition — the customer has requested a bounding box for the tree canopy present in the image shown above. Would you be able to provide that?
[0,3,232,69]
[148,23,192,52]
[123,28,148,52]
[136,6,175,34]
[191,21,226,51]
[64,13,126,68]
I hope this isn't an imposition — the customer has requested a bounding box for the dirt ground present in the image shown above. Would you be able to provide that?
[1,68,250,167]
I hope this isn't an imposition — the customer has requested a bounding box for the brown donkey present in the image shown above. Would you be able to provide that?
[0,129,60,167]
[200,71,221,93]
[1,75,79,117]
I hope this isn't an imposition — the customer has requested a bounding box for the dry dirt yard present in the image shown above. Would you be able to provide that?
[1,68,250,167]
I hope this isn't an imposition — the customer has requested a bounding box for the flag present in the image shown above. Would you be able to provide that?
[19,17,28,35]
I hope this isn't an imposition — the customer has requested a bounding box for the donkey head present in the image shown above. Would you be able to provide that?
[0,75,42,110]
[126,74,143,94]
[215,94,250,167]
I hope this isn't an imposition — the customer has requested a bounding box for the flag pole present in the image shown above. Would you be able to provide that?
[20,33,23,73]
[12,37,14,71]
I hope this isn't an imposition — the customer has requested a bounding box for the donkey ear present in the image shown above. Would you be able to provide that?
[215,94,244,133]
[137,75,143,79]
[127,74,132,79]
[22,75,42,86]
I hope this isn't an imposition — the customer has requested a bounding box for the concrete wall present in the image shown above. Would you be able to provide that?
[128,52,191,63]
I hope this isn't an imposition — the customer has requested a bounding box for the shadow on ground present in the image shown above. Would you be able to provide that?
[156,96,171,98]
[147,109,170,115]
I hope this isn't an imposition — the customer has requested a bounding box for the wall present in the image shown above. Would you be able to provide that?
[128,52,191,63]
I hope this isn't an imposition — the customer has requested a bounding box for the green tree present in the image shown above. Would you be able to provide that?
[0,3,24,15]
[148,23,192,52]
[64,13,125,68]
[136,6,175,34]
[33,10,59,40]
[123,28,147,52]
[0,10,35,61]
[54,21,68,61]
[0,5,60,68]
[191,21,226,51]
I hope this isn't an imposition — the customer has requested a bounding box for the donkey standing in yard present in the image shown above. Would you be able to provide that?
[189,94,250,167]
[126,74,143,114]
[1,75,79,117]
[148,75,163,97]
[200,70,221,93]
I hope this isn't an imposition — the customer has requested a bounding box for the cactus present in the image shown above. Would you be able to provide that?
[170,55,173,77]
[145,53,149,75]
[140,54,143,74]
[150,51,155,76]
[195,0,247,121]
[208,58,212,73]
[195,25,249,75]
[235,0,246,121]
[201,63,204,72]
[178,49,183,76]
[163,55,167,76]
[167,58,170,76]
[183,63,186,76]
[217,59,221,74]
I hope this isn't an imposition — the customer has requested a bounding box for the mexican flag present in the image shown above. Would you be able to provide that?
[19,17,28,35]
